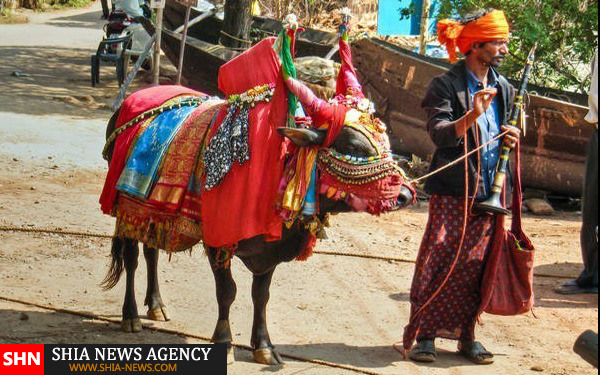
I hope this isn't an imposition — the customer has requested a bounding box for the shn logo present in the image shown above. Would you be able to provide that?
[3,352,41,366]
[0,344,44,375]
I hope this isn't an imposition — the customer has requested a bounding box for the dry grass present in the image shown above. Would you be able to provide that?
[0,8,29,23]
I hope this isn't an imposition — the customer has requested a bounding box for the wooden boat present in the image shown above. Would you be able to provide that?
[156,1,593,196]
[158,0,338,93]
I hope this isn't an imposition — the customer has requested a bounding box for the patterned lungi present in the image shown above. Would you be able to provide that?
[403,195,497,350]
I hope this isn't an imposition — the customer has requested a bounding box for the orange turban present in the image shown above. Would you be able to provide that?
[437,10,509,62]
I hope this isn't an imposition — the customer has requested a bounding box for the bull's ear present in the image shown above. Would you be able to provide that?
[277,127,327,147]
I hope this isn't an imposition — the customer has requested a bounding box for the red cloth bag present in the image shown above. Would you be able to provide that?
[479,142,535,316]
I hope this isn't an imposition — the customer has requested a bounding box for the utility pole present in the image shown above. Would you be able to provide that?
[418,0,431,56]
[151,0,165,85]
[176,4,192,85]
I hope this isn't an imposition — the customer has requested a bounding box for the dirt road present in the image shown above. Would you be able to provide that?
[0,4,597,375]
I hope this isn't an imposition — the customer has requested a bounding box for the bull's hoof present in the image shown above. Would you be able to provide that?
[121,318,142,333]
[226,347,235,365]
[147,306,170,321]
[253,348,283,365]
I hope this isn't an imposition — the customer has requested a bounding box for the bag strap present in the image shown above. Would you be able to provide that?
[511,141,524,233]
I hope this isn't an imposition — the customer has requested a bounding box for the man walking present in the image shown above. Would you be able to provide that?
[403,9,521,365]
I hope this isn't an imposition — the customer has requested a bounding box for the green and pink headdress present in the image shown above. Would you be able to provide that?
[333,8,367,106]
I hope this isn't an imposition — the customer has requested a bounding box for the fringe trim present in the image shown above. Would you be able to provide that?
[115,197,202,253]
[296,234,316,261]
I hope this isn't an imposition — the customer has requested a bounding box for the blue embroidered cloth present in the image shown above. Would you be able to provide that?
[301,161,318,215]
[117,105,198,198]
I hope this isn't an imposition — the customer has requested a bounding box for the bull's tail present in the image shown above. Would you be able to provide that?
[101,237,125,291]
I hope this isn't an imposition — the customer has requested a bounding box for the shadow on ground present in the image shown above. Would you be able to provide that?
[0,308,192,344]
[534,262,598,309]
[274,342,500,370]
[0,46,152,117]
[535,262,583,279]
[46,8,106,30]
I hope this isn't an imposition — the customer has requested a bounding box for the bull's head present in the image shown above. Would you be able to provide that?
[278,109,414,215]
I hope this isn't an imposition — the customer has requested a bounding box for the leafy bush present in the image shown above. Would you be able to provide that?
[47,0,91,8]
[402,0,598,93]
[57,0,91,7]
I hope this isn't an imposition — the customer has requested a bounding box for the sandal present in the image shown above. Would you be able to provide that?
[409,340,437,363]
[458,341,494,365]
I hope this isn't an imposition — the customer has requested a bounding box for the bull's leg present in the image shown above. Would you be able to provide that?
[122,239,142,333]
[251,268,283,365]
[143,245,169,321]
[208,249,237,364]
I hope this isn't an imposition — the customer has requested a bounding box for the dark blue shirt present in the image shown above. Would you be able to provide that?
[465,67,501,199]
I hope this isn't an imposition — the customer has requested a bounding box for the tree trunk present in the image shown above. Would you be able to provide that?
[20,0,42,10]
[219,0,252,50]
[418,0,431,56]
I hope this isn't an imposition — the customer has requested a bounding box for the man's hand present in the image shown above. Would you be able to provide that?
[455,88,499,138]
[473,88,497,116]
[501,125,521,147]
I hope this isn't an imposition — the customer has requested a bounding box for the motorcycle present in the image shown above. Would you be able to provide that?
[103,5,152,70]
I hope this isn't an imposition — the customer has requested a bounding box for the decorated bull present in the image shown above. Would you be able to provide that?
[99,14,414,365]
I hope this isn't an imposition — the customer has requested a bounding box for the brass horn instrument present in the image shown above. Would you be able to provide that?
[476,42,538,215]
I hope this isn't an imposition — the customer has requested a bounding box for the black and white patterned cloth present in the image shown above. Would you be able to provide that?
[203,104,251,190]
[203,84,275,191]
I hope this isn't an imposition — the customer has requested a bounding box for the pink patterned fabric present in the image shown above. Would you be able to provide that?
[403,195,497,349]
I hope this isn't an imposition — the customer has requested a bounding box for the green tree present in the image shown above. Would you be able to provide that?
[406,0,598,93]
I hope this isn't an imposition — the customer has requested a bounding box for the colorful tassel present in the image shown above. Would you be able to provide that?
[296,234,316,261]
